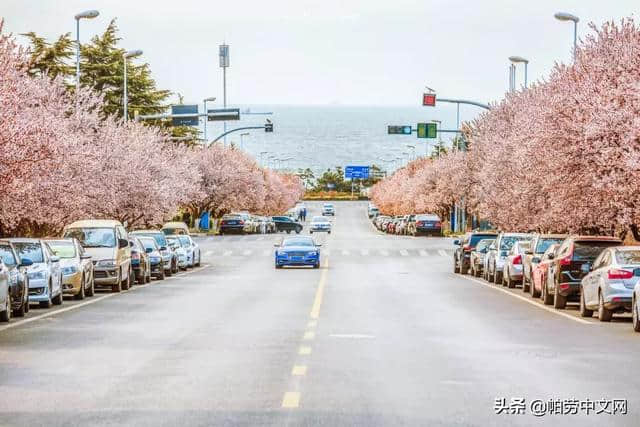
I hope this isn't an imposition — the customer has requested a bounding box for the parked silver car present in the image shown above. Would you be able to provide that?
[633,281,640,332]
[9,238,63,308]
[580,246,640,321]
[522,234,567,293]
[470,239,494,277]
[178,235,201,267]
[502,241,531,288]
[485,233,532,284]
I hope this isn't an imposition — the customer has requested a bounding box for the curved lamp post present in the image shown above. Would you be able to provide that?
[554,12,580,60]
[508,55,529,88]
[123,49,143,120]
[74,10,100,89]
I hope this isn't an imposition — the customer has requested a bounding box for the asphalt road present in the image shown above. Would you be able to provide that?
[1,201,639,426]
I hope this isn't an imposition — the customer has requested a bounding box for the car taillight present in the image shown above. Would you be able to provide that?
[238,220,244,225]
[416,221,423,226]
[608,269,633,280]
[513,255,522,265]
[463,245,471,251]
[559,256,571,266]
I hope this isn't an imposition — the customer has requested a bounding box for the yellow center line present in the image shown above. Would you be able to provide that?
[282,391,300,408]
[309,258,329,319]
[299,346,312,355]
[291,365,307,376]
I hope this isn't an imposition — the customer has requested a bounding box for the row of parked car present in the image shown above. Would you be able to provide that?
[371,211,443,237]
[452,230,640,332]
[220,212,304,235]
[0,220,200,323]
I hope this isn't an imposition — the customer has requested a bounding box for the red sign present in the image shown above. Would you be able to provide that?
[423,93,436,107]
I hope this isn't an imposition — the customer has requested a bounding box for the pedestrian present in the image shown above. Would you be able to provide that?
[302,208,307,221]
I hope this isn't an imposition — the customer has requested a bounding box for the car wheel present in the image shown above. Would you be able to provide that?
[633,296,640,332]
[295,228,301,234]
[542,281,552,305]
[493,268,502,285]
[112,270,122,293]
[310,231,313,234]
[598,291,612,322]
[579,289,593,318]
[158,268,166,280]
[171,260,178,274]
[506,272,515,289]
[196,254,201,267]
[122,267,131,291]
[86,276,95,297]
[24,285,29,313]
[275,264,282,269]
[40,282,53,308]
[453,257,460,274]
[0,297,11,322]
[531,278,540,298]
[313,262,320,269]
[522,275,530,293]
[13,294,26,317]
[75,274,86,300]
[553,288,567,309]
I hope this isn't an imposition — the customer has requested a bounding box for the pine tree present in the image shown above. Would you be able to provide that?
[21,32,74,80]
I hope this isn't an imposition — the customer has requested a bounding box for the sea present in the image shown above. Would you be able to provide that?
[202,105,470,176]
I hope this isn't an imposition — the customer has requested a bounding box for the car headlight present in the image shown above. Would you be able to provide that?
[62,266,78,275]
[150,256,161,263]
[96,259,116,268]
[28,271,46,280]
[308,251,318,256]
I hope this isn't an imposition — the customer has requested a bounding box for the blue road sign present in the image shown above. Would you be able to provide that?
[345,165,370,179]
[171,105,199,126]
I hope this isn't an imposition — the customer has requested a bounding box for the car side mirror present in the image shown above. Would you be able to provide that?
[19,258,33,267]
[547,253,555,260]
[160,246,167,251]
[50,255,60,263]
[525,250,533,255]
[274,244,280,247]
[80,254,92,260]
[316,244,322,247]
[145,248,153,253]
[453,239,460,245]
[118,238,128,249]
[129,241,135,247]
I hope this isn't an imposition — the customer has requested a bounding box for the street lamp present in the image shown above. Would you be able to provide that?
[240,132,250,151]
[509,56,529,88]
[203,96,216,143]
[123,49,143,120]
[554,12,579,60]
[74,10,99,89]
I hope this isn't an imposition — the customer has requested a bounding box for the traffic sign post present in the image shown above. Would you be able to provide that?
[207,108,240,121]
[345,166,370,200]
[388,125,412,135]
[417,122,437,139]
[171,105,199,126]
[423,93,436,106]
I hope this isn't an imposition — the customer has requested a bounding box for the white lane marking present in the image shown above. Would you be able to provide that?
[242,249,252,256]
[380,249,389,256]
[256,236,264,241]
[419,249,428,256]
[223,250,232,256]
[460,276,592,325]
[399,249,409,256]
[361,249,369,256]
[329,334,375,339]
[342,250,350,256]
[438,249,448,258]
[204,251,213,257]
[0,265,210,333]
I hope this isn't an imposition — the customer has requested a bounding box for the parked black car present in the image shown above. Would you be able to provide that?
[454,231,499,274]
[544,235,622,309]
[0,240,32,318]
[411,214,442,236]
[219,214,247,235]
[272,216,303,234]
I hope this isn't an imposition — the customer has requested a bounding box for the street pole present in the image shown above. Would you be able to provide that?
[74,10,99,90]
[123,50,143,121]
[509,56,530,90]
[203,96,216,144]
[554,12,580,61]
[219,44,229,146]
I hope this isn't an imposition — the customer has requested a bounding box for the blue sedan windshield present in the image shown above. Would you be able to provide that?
[283,238,314,247]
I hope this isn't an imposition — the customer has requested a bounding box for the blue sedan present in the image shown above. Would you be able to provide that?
[275,237,321,269]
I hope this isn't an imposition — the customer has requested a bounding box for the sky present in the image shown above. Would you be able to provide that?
[3,1,638,111]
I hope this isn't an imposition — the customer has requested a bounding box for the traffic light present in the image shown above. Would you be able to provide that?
[417,123,437,139]
[387,125,412,135]
[265,122,273,132]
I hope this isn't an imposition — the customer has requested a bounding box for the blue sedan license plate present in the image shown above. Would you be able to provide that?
[292,256,303,261]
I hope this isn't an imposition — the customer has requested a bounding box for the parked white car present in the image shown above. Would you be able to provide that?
[177,235,201,267]
[9,238,63,308]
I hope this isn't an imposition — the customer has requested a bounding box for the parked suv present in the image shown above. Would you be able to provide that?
[485,233,532,284]
[64,220,132,293]
[130,230,177,276]
[544,235,622,309]
[454,231,499,275]
[272,216,303,234]
[522,234,567,293]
